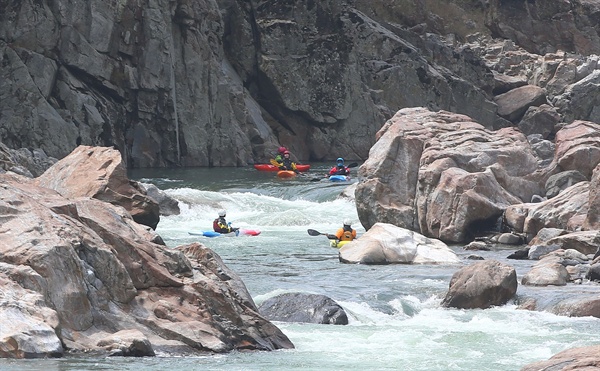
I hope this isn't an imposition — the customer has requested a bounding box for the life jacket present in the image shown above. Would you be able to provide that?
[330,165,348,175]
[337,227,355,241]
[280,158,297,171]
[213,217,229,233]
[336,165,349,175]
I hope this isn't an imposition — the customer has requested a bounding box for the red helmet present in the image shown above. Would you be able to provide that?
[278,146,287,154]
[284,151,290,155]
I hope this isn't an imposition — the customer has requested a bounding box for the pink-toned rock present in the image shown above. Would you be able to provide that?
[421,167,521,242]
[0,270,63,358]
[35,146,160,229]
[356,107,543,243]
[505,181,589,241]
[583,163,600,230]
[520,345,600,371]
[522,182,589,238]
[0,171,293,358]
[554,120,600,178]
[531,230,599,256]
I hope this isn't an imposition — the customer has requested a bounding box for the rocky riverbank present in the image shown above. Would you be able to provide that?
[0,146,293,358]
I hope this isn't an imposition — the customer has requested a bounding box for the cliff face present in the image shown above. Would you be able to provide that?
[0,0,598,167]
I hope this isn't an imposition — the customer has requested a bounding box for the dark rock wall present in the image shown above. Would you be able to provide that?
[0,0,598,167]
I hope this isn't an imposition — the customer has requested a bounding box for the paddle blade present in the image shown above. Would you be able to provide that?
[347,162,359,168]
[270,158,279,166]
[307,229,323,236]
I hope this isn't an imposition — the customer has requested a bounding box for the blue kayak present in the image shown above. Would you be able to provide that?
[188,229,261,237]
[329,175,349,182]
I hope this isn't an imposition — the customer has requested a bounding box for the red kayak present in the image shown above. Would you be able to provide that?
[254,163,311,172]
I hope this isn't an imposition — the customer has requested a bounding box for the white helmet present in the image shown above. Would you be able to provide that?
[343,219,352,226]
[218,210,226,217]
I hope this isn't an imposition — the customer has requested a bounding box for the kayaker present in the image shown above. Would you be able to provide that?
[213,210,238,233]
[278,151,299,173]
[274,146,287,164]
[334,220,357,242]
[328,157,350,176]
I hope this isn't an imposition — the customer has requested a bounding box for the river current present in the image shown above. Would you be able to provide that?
[3,163,600,371]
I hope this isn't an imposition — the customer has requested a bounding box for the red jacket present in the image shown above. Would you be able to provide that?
[329,165,350,176]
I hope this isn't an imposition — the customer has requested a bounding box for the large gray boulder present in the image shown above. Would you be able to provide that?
[521,256,569,287]
[258,293,348,325]
[442,260,517,310]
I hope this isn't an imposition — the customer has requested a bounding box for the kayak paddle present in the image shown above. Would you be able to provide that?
[307,229,337,239]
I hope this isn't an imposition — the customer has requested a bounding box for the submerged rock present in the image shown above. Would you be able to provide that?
[258,293,348,325]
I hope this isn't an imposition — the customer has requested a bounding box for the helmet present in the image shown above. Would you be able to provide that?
[343,219,352,226]
[284,151,290,155]
[278,146,287,154]
[218,210,226,217]
[337,157,344,164]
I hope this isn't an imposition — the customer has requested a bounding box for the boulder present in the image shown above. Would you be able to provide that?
[441,260,517,310]
[554,121,600,179]
[529,231,600,257]
[0,171,293,357]
[35,146,160,229]
[96,329,155,357]
[0,270,63,359]
[507,248,529,260]
[493,85,548,123]
[528,245,561,260]
[521,256,569,286]
[554,70,600,125]
[505,182,590,240]
[356,108,542,243]
[586,264,600,282]
[496,232,524,245]
[338,223,459,265]
[140,183,180,216]
[583,163,600,230]
[0,142,58,177]
[545,170,587,199]
[258,293,348,325]
[518,104,560,140]
[551,297,600,319]
[520,345,600,371]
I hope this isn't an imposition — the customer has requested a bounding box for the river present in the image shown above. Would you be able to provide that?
[3,163,600,371]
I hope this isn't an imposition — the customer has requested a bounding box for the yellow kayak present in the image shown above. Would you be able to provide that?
[330,240,351,248]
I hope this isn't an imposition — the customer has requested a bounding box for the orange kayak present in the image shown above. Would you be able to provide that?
[277,170,297,178]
